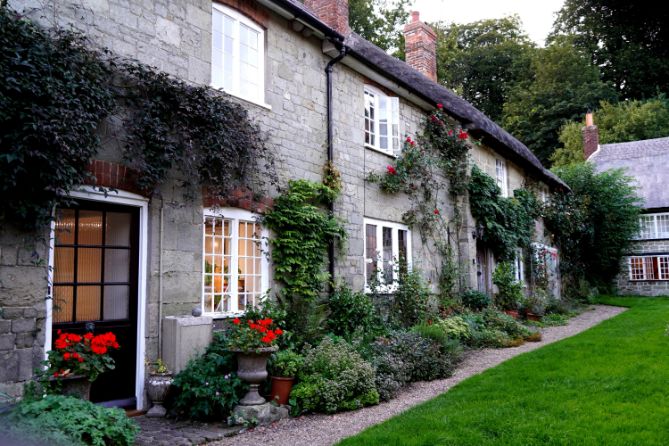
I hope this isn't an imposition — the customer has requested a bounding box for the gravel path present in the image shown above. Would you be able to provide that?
[209,304,626,446]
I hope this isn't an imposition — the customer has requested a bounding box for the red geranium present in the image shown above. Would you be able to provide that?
[43,331,120,382]
[226,316,284,352]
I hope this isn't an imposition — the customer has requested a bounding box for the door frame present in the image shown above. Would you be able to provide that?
[46,186,149,410]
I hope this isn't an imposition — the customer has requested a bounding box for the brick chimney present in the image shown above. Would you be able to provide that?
[404,11,437,81]
[304,0,350,35]
[583,112,600,160]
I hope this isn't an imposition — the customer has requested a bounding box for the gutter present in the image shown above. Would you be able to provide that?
[325,43,348,292]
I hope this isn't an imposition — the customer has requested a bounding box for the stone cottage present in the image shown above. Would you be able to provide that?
[0,0,566,407]
[586,113,669,295]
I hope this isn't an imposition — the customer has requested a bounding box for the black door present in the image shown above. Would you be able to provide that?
[52,202,139,406]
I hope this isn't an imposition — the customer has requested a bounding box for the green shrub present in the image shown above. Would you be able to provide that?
[270,349,303,378]
[391,270,431,328]
[0,394,138,446]
[328,285,384,340]
[170,332,247,421]
[483,308,531,339]
[468,328,511,348]
[492,262,524,310]
[436,316,471,340]
[411,322,461,352]
[460,290,491,311]
[542,313,570,326]
[290,338,379,414]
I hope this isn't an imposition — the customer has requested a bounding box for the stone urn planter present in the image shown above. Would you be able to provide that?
[146,373,173,417]
[55,374,92,400]
[234,346,278,406]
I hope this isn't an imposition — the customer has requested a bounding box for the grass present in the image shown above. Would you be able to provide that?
[339,297,669,446]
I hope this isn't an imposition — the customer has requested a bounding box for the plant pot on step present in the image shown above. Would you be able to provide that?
[234,346,278,406]
[504,310,519,319]
[146,373,173,417]
[270,376,295,405]
[525,312,541,321]
[53,374,92,400]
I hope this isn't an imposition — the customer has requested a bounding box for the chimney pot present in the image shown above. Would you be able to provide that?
[585,112,594,127]
[403,11,438,82]
[304,0,350,35]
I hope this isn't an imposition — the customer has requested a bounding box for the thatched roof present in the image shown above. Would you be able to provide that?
[271,0,568,190]
[590,136,669,210]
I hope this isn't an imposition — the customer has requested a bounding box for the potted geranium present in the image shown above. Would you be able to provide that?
[146,359,172,417]
[42,331,120,399]
[269,350,303,405]
[226,317,283,406]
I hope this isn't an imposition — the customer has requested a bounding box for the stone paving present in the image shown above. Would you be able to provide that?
[134,416,241,446]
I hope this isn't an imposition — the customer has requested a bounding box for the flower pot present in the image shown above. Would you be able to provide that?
[504,310,519,319]
[234,346,278,406]
[53,374,92,400]
[525,312,541,321]
[146,373,173,417]
[270,376,294,405]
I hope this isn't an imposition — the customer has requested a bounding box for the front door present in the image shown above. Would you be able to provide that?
[476,243,492,296]
[52,202,139,406]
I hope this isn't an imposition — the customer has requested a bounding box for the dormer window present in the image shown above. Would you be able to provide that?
[211,4,265,104]
[364,86,400,155]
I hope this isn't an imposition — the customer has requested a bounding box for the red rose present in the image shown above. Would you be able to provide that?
[386,165,397,175]
[63,352,71,360]
[458,129,468,140]
[433,209,440,215]
[448,129,454,137]
[233,318,241,325]
[437,103,443,109]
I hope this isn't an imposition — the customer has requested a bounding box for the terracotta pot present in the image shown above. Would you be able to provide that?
[234,346,278,406]
[526,312,541,321]
[54,374,92,400]
[504,310,519,319]
[146,373,173,417]
[270,376,295,405]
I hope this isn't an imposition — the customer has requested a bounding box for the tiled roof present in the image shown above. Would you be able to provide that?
[590,136,669,210]
[272,0,568,190]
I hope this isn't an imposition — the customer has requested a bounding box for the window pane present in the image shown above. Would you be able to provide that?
[53,286,73,323]
[365,224,377,284]
[55,209,75,245]
[630,257,644,280]
[103,285,129,320]
[660,257,669,280]
[77,248,102,282]
[54,247,74,283]
[379,95,388,150]
[657,215,669,238]
[76,286,101,321]
[78,211,103,245]
[364,90,375,146]
[105,212,131,246]
[382,227,393,282]
[644,257,656,280]
[104,249,129,282]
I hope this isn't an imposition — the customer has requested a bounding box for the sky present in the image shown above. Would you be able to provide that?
[410,0,566,46]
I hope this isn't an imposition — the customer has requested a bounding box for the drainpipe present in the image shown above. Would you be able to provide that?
[325,44,348,293]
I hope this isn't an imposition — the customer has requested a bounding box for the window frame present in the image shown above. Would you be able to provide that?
[363,217,412,293]
[364,85,400,156]
[211,3,266,106]
[513,248,525,284]
[495,158,509,198]
[628,255,669,281]
[201,207,269,317]
[634,213,669,240]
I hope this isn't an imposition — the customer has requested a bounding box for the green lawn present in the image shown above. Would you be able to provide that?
[339,297,669,446]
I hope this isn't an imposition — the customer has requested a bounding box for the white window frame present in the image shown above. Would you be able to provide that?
[211,3,266,106]
[363,218,412,293]
[202,207,269,316]
[495,158,509,197]
[364,85,400,156]
[628,255,669,281]
[634,213,669,240]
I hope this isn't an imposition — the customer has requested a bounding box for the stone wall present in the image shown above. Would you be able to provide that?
[616,239,669,296]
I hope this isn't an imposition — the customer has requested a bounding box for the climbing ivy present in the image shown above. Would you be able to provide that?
[468,165,541,261]
[0,8,115,227]
[0,8,275,227]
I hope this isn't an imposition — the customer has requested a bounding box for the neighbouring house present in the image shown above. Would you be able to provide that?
[0,0,566,407]
[586,113,669,295]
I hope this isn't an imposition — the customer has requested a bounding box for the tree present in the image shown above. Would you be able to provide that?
[551,97,669,167]
[434,16,535,122]
[349,0,410,55]
[552,0,669,100]
[544,163,641,296]
[501,37,617,164]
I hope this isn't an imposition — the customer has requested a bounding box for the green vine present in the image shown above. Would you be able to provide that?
[0,8,275,227]
[468,165,541,261]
